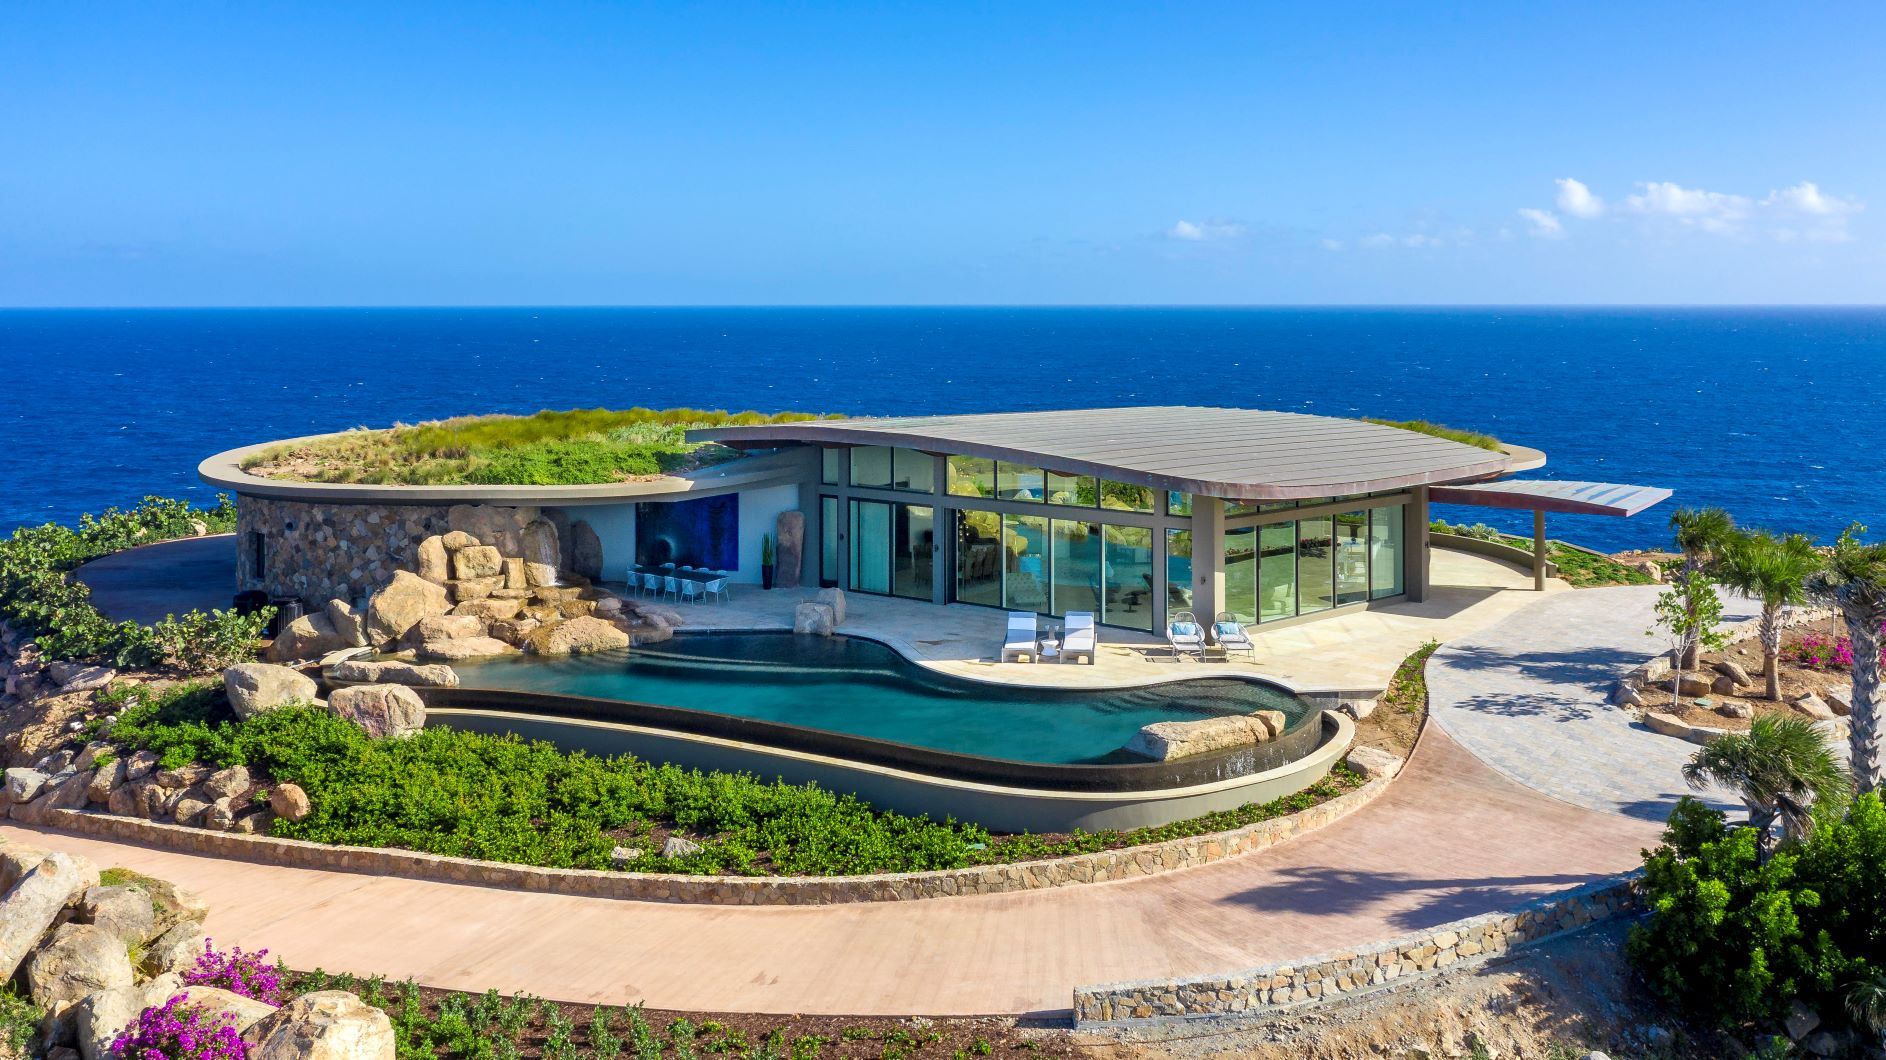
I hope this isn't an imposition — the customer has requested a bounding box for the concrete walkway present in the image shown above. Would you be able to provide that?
[1427,584,1760,820]
[0,725,1653,1017]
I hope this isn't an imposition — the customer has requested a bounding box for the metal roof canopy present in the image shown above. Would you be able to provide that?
[1427,480,1673,518]
[695,406,1518,501]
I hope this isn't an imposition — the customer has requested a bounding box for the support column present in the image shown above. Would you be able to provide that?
[1405,487,1430,603]
[1533,508,1547,591]
[1192,497,1225,630]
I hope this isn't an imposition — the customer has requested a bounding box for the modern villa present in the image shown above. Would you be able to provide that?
[202,405,1668,635]
[194,405,1671,831]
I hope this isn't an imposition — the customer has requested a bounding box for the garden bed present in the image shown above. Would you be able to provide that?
[239,407,828,486]
[1632,615,1865,732]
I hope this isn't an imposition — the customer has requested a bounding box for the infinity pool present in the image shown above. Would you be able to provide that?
[447,632,1309,765]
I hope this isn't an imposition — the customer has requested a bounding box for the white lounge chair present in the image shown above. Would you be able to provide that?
[1001,612,1038,663]
[1213,612,1256,661]
[1062,611,1097,664]
[1166,610,1204,660]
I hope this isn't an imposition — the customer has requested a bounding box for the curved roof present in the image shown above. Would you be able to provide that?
[696,406,1524,500]
[198,433,804,507]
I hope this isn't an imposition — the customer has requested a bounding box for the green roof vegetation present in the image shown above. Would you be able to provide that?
[241,407,834,486]
[1362,417,1503,451]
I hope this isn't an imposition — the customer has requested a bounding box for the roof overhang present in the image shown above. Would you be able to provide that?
[1427,480,1673,517]
[694,406,1526,501]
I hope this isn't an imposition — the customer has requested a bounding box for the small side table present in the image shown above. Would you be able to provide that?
[1037,636,1061,663]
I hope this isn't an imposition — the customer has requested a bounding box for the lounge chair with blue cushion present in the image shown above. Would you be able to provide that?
[1213,612,1256,661]
[1062,611,1097,664]
[1001,612,1038,663]
[1166,611,1204,660]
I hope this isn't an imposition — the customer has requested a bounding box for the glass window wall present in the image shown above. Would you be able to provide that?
[849,446,892,489]
[1164,529,1194,614]
[997,462,1045,503]
[1045,470,1095,506]
[1100,481,1155,513]
[849,500,891,594]
[946,455,995,498]
[892,449,934,493]
[893,505,935,600]
[954,509,1002,606]
[1335,511,1370,606]
[1001,513,1049,611]
[1049,520,1102,617]
[1167,492,1192,517]
[1102,525,1154,630]
[820,496,839,586]
[1259,523,1298,623]
[821,448,841,486]
[1369,506,1405,599]
[1223,526,1257,624]
[1297,515,1335,614]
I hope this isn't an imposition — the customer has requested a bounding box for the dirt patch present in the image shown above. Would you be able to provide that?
[1351,641,1435,759]
[1637,616,1861,731]
[1078,919,1742,1060]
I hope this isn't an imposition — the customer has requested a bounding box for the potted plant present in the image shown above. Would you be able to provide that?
[760,532,776,590]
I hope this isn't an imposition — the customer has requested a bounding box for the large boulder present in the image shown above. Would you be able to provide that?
[525,616,631,656]
[13,768,95,824]
[325,659,459,688]
[1344,745,1403,780]
[28,923,136,1007]
[270,782,312,823]
[0,852,95,981]
[519,519,560,568]
[74,973,184,1060]
[409,614,486,644]
[414,535,451,584]
[224,664,318,719]
[323,599,368,648]
[451,545,505,580]
[326,684,427,739]
[244,990,396,1060]
[488,617,543,647]
[814,587,847,625]
[570,521,604,581]
[418,637,515,661]
[0,836,51,893]
[266,612,352,663]
[77,884,158,945]
[774,510,805,589]
[55,665,117,694]
[447,576,504,602]
[4,767,48,804]
[1795,693,1837,721]
[364,571,451,649]
[1126,714,1277,760]
[451,597,525,622]
[792,602,835,636]
[176,986,281,1035]
[140,921,210,978]
[1714,659,1754,686]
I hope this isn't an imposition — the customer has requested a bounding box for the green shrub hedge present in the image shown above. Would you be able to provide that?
[1629,795,1886,1030]
[101,681,1361,877]
[0,496,268,669]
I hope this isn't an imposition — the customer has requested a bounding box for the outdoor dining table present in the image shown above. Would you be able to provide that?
[627,565,723,584]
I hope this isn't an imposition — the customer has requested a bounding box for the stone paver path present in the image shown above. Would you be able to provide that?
[1428,584,1760,820]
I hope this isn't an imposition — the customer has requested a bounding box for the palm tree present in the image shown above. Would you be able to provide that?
[1851,974,1886,1050]
[1682,714,1849,859]
[1670,507,1736,668]
[1810,524,1886,794]
[1715,529,1822,701]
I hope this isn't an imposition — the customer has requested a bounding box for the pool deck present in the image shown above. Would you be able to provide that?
[657,546,1563,695]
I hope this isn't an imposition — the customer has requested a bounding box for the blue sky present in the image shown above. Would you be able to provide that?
[3,3,1882,306]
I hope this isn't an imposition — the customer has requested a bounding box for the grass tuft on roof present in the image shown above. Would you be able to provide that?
[1361,417,1503,451]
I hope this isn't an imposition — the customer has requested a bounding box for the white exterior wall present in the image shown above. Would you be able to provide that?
[735,484,803,584]
[569,503,637,583]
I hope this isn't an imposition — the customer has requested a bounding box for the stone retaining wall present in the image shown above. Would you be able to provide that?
[29,774,1389,907]
[237,495,454,606]
[1071,876,1639,1026]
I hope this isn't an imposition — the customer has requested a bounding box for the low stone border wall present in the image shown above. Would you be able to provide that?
[26,773,1392,907]
[1072,876,1638,1026]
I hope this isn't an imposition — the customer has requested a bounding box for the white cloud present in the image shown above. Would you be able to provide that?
[1625,182,1752,234]
[1763,181,1861,217]
[1358,233,1397,250]
[1517,208,1564,239]
[1165,219,1245,242]
[1320,238,1345,251]
[1555,178,1604,219]
[1403,234,1445,248]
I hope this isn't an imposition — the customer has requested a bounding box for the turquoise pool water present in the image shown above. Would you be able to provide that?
[448,632,1308,765]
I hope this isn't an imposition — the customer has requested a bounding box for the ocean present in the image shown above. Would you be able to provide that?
[1,306,1880,553]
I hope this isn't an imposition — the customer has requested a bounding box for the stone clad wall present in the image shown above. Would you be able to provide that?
[1071,877,1639,1025]
[238,496,453,606]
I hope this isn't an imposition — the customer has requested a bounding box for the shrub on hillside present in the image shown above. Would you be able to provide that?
[1629,795,1886,1029]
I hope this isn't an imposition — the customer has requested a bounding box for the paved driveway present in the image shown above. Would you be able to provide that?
[1427,584,1760,820]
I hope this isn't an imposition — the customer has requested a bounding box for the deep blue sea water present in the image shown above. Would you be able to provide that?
[1,307,1880,552]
